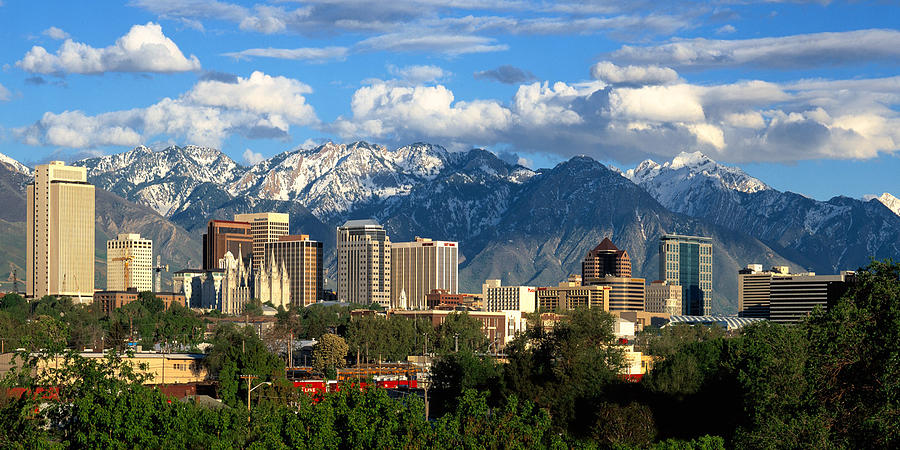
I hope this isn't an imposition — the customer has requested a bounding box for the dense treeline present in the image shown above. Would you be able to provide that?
[0,292,205,352]
[428,260,900,447]
[2,260,899,447]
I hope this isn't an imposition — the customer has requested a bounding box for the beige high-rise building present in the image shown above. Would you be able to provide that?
[262,235,323,308]
[107,233,153,292]
[234,212,289,274]
[391,237,459,310]
[337,220,391,307]
[27,161,95,301]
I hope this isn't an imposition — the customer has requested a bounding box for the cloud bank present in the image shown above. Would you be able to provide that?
[17,71,317,148]
[18,22,200,74]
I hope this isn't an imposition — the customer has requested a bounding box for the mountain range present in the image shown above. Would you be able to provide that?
[1,142,898,314]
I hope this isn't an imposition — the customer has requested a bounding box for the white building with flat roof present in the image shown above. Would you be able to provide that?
[107,233,153,292]
[337,219,391,307]
[482,279,536,313]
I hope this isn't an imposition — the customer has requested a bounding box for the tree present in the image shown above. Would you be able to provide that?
[429,350,501,417]
[312,333,348,378]
[434,312,487,354]
[804,260,900,447]
[501,307,625,436]
[205,323,285,408]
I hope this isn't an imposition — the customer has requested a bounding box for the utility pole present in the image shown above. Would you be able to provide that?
[240,375,270,423]
[423,332,429,421]
[454,333,459,353]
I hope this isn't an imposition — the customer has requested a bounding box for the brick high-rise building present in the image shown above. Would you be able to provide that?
[26,161,95,301]
[582,237,632,279]
[234,212,289,274]
[202,220,252,271]
[337,219,391,307]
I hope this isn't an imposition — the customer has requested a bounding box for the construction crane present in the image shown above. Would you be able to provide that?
[153,255,169,292]
[112,254,134,291]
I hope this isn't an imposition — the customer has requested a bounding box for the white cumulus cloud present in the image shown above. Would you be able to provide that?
[17,71,318,149]
[0,83,10,101]
[329,71,900,163]
[242,148,265,165]
[42,27,70,40]
[17,22,201,74]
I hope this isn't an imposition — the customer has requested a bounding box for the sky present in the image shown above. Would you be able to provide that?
[0,0,898,200]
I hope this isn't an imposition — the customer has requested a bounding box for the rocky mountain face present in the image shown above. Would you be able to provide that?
[627,152,900,274]
[5,144,897,313]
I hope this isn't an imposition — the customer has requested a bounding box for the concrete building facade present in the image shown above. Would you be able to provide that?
[106,233,153,292]
[481,279,536,313]
[645,280,682,315]
[737,264,791,319]
[263,235,323,307]
[391,237,459,310]
[26,161,95,301]
[202,220,252,271]
[770,272,852,323]
[254,249,291,310]
[659,234,713,316]
[738,264,853,323]
[234,212,289,274]
[337,220,391,307]
[219,251,252,315]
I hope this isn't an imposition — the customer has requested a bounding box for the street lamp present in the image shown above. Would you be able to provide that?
[240,375,272,421]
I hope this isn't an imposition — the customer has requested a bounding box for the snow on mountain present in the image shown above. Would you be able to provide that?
[0,152,31,176]
[867,192,900,217]
[227,141,454,220]
[76,141,533,222]
[624,151,769,215]
[75,145,243,217]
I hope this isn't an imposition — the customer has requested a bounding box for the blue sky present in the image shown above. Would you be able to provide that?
[0,0,898,200]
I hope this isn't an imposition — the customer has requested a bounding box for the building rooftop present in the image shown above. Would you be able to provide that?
[340,219,382,228]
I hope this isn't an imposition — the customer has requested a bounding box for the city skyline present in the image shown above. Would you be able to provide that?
[0,2,896,200]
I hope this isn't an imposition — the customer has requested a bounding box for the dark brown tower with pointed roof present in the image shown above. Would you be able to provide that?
[582,237,632,279]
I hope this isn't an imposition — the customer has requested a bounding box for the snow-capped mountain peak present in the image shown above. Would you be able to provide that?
[668,151,714,171]
[626,151,769,195]
[0,152,31,176]
[868,192,900,217]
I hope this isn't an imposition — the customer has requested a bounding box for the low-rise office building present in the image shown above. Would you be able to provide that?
[481,279,536,313]
[584,276,646,312]
[645,280,682,315]
[535,279,611,311]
